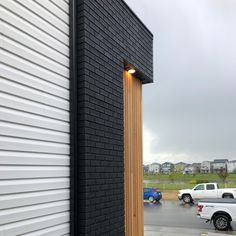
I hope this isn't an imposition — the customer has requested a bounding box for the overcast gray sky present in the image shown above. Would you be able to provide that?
[125,0,236,164]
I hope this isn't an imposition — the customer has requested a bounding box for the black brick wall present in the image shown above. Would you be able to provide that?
[75,0,153,235]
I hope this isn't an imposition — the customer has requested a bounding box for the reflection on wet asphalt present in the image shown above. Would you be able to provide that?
[144,200,236,235]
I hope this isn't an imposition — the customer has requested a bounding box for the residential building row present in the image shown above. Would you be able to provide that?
[144,159,236,174]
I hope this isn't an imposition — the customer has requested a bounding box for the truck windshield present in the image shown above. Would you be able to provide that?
[217,184,219,189]
[194,184,205,190]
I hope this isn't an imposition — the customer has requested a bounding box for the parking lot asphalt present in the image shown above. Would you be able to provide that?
[144,200,236,236]
[144,225,235,236]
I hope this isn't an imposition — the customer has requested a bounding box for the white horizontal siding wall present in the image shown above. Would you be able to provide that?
[0,0,70,235]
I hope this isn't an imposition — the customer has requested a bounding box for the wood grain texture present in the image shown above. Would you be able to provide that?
[124,71,143,236]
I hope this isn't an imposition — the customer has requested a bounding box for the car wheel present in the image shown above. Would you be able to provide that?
[148,196,154,203]
[182,194,192,204]
[213,215,231,231]
[223,194,233,199]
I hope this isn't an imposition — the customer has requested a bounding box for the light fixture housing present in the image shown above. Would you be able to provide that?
[128,68,136,74]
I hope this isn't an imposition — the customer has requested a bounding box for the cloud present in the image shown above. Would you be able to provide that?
[143,126,191,164]
[143,126,159,163]
[126,0,236,163]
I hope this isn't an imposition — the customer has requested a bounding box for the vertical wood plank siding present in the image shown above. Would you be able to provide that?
[124,71,143,236]
[0,1,70,235]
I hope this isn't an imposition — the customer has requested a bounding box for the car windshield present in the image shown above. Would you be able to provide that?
[152,188,161,192]
[194,184,205,190]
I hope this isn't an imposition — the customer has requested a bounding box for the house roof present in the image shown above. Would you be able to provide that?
[162,162,173,165]
[213,159,228,163]
[175,162,188,165]
[150,162,160,165]
[228,160,236,163]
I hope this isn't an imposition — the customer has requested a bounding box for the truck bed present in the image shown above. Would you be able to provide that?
[198,198,236,204]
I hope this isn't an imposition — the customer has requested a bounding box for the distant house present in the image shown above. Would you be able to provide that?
[200,161,212,173]
[227,161,236,173]
[183,163,200,174]
[143,165,149,173]
[174,162,188,173]
[192,163,201,172]
[161,162,174,174]
[212,159,228,172]
[148,163,161,173]
[183,165,194,175]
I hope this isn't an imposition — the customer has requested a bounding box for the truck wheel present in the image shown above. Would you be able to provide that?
[223,194,233,199]
[213,215,231,231]
[148,196,154,203]
[182,194,192,204]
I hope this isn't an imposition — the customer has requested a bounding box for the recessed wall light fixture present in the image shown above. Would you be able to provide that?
[128,68,136,74]
[124,62,136,74]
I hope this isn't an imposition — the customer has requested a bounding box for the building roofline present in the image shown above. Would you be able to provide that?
[121,0,153,37]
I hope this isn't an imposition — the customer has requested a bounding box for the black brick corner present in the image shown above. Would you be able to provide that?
[74,0,153,235]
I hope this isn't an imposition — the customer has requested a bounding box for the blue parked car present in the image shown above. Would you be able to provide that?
[144,188,162,203]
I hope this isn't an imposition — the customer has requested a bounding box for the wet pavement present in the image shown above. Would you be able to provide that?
[144,225,235,236]
[144,200,236,236]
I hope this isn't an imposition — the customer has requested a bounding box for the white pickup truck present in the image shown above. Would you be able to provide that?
[197,198,236,231]
[178,183,236,203]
